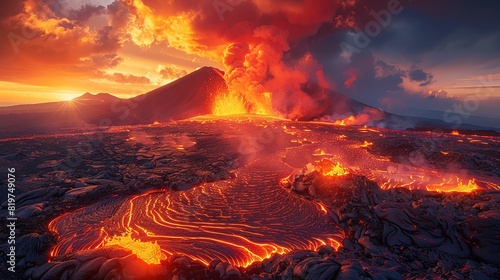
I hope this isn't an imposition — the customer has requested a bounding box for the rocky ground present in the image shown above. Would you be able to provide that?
[0,116,499,279]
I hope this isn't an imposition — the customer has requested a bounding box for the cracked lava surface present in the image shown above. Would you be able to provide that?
[46,116,499,268]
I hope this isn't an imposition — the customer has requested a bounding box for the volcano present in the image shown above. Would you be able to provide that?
[0,66,494,137]
[1,67,499,280]
[107,67,228,125]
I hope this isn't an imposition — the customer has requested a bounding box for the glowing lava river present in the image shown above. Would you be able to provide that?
[49,156,341,268]
[47,116,499,266]
[6,115,493,279]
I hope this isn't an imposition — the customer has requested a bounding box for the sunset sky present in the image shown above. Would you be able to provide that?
[1,0,499,119]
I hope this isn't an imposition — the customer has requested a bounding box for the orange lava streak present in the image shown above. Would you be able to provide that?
[313,149,331,157]
[328,238,342,251]
[80,183,340,268]
[370,171,482,193]
[316,202,328,214]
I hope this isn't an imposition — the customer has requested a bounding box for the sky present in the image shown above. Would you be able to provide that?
[0,0,499,120]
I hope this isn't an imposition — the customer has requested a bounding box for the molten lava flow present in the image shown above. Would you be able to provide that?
[451,130,460,135]
[370,167,484,193]
[104,231,165,264]
[45,118,499,272]
[426,178,479,193]
[49,157,342,268]
[316,159,349,177]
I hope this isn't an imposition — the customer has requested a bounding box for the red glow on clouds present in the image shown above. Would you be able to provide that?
[343,67,359,88]
[0,0,346,117]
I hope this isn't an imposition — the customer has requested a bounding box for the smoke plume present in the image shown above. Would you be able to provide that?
[115,0,343,118]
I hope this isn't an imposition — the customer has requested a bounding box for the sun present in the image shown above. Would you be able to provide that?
[61,93,79,101]
[62,94,75,101]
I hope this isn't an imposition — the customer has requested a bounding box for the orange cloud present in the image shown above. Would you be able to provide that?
[116,0,343,118]
[1,0,343,117]
[0,0,123,86]
[156,64,188,80]
[105,72,151,84]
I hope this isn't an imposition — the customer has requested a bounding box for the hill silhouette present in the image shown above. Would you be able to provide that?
[111,66,228,125]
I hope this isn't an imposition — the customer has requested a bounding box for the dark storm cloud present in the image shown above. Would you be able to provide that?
[94,25,122,52]
[303,0,500,67]
[408,69,427,82]
[408,68,433,86]
[0,0,125,86]
[367,0,500,65]
[289,0,500,120]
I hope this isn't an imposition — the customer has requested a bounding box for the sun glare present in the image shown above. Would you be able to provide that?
[62,93,78,101]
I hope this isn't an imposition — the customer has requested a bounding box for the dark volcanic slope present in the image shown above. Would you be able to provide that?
[121,67,227,124]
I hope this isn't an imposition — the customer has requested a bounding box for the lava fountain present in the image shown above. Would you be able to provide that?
[211,90,275,117]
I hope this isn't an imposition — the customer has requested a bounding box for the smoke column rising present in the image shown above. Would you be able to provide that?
[117,0,345,118]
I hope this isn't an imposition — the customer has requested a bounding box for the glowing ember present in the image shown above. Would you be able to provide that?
[316,159,349,177]
[359,141,373,148]
[451,130,460,135]
[153,121,160,125]
[104,231,165,264]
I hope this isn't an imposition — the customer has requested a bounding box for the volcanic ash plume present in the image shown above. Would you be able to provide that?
[221,26,289,116]
[114,0,342,119]
[220,25,332,119]
[206,1,343,119]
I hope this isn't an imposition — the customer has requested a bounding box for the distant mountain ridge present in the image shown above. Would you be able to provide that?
[74,92,120,102]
